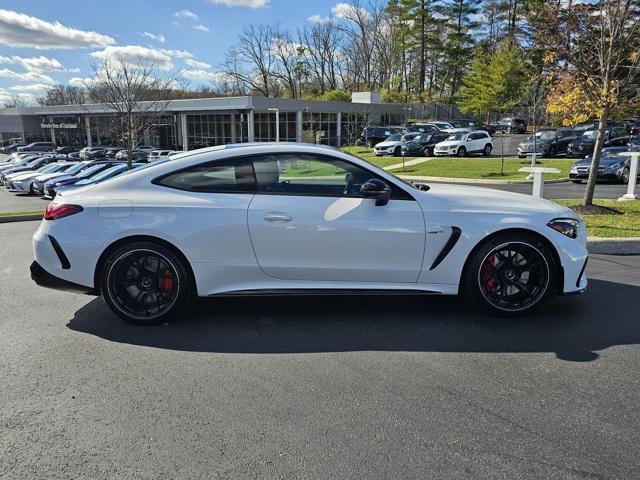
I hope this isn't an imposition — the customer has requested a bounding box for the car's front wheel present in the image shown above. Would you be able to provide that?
[457,146,467,157]
[101,242,191,324]
[483,144,492,156]
[463,233,555,316]
[621,167,630,184]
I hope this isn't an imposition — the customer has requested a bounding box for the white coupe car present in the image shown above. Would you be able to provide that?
[31,143,588,324]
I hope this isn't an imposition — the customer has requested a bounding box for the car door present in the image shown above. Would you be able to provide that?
[247,153,426,283]
[466,132,481,152]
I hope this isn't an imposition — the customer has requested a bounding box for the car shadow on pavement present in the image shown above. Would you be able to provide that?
[67,279,639,362]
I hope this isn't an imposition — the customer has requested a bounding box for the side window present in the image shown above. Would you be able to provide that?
[252,154,412,200]
[154,158,255,193]
[468,132,480,140]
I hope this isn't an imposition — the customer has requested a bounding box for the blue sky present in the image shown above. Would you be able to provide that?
[0,0,342,105]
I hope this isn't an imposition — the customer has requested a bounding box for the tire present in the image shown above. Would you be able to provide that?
[393,146,401,157]
[423,146,434,157]
[457,146,467,157]
[462,233,555,316]
[571,180,582,184]
[100,242,192,324]
[548,145,557,157]
[621,167,630,184]
[483,144,492,156]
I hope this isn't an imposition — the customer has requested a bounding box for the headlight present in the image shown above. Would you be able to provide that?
[570,163,578,171]
[547,218,579,239]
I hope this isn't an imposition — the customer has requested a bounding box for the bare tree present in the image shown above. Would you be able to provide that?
[37,85,86,106]
[549,0,640,206]
[84,57,177,169]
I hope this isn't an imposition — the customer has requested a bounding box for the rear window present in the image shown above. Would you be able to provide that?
[154,158,256,193]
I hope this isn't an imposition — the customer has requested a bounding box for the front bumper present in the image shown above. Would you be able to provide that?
[8,180,31,192]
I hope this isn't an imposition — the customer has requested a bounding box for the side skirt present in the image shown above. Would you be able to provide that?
[208,288,440,298]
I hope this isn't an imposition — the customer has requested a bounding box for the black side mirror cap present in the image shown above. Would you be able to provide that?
[361,178,391,206]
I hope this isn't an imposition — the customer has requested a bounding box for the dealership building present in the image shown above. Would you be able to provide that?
[0,95,460,150]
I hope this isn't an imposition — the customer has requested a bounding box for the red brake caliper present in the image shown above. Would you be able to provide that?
[482,255,497,293]
[160,271,174,293]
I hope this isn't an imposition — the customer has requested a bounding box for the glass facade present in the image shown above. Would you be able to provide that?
[254,112,297,142]
[187,113,247,149]
[302,112,338,146]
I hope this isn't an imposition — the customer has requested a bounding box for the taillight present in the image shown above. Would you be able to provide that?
[44,203,84,221]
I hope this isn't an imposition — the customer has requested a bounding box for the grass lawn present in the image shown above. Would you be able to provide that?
[554,199,640,238]
[342,146,571,180]
[0,209,43,217]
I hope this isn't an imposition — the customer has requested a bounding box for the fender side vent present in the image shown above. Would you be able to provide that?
[48,235,71,270]
[430,227,462,270]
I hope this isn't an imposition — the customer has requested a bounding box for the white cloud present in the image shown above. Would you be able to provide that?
[184,58,211,69]
[331,2,369,20]
[9,83,51,93]
[308,14,332,24]
[0,8,115,49]
[160,48,194,59]
[141,31,166,43]
[91,45,174,71]
[205,0,269,8]
[173,9,199,21]
[0,68,55,84]
[180,69,227,84]
[193,24,210,32]
[68,76,89,88]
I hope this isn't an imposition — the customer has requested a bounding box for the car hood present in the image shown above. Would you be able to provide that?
[415,184,573,217]
[435,140,461,147]
[573,156,623,167]
[35,172,67,182]
[376,141,402,148]
[7,171,40,181]
[520,139,552,147]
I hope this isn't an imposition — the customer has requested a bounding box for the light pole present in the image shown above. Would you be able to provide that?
[618,151,639,201]
[268,108,280,142]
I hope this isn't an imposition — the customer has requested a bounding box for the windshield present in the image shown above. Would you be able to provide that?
[447,132,466,141]
[79,164,110,178]
[386,134,402,141]
[64,163,88,175]
[575,123,595,133]
[531,130,556,141]
[581,130,601,141]
[87,165,127,182]
[38,163,60,173]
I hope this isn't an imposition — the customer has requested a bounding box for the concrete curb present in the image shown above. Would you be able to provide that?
[397,174,569,185]
[0,214,42,224]
[587,237,640,255]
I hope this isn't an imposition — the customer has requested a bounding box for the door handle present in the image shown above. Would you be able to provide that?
[263,212,292,222]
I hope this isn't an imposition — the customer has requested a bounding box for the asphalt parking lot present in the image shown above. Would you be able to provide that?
[2,220,640,479]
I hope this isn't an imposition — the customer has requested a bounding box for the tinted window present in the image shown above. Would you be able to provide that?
[155,158,255,193]
[252,154,412,200]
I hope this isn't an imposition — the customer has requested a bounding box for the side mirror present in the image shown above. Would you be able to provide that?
[361,178,391,206]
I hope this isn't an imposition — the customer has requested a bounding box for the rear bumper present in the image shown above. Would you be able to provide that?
[30,261,96,295]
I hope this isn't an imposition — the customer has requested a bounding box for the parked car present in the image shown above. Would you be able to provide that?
[430,121,454,131]
[55,146,80,155]
[42,161,125,199]
[5,162,76,194]
[67,151,81,161]
[0,156,58,184]
[133,145,157,153]
[359,126,407,148]
[567,126,630,157]
[148,150,177,161]
[32,161,93,196]
[17,142,56,153]
[373,133,421,156]
[406,124,441,134]
[495,117,527,134]
[30,143,588,324]
[1,142,26,154]
[104,147,124,158]
[448,120,496,135]
[79,146,107,159]
[0,154,40,173]
[401,131,452,157]
[434,129,493,157]
[55,162,144,195]
[573,120,627,137]
[115,149,149,161]
[628,123,640,136]
[517,128,577,158]
[570,147,640,184]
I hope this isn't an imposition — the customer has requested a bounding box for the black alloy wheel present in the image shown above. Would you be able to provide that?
[464,235,554,315]
[101,243,190,324]
[621,167,630,184]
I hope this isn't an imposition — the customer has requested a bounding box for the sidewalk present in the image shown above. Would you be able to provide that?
[383,157,431,171]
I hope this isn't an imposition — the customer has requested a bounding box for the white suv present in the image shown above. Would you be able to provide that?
[434,129,493,157]
[149,150,177,161]
[374,133,421,157]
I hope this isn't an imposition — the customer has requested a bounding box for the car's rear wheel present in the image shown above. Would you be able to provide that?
[548,145,557,157]
[463,234,555,316]
[101,242,191,324]
[483,144,492,156]
[457,146,467,157]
